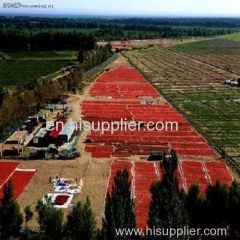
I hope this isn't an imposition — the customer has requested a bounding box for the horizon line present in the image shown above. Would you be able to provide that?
[1,12,240,18]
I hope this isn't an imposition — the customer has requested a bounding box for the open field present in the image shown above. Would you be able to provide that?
[0,60,69,86]
[170,38,240,73]
[170,38,240,55]
[125,47,240,166]
[2,50,78,60]
[82,66,218,158]
[221,33,240,42]
[0,161,36,201]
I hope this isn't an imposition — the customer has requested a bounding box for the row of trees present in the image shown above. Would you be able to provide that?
[1,152,240,239]
[0,31,96,51]
[0,17,238,45]
[0,27,234,48]
[1,17,240,31]
[94,27,234,41]
[81,44,112,70]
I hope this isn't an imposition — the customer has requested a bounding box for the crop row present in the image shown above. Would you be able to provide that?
[82,100,217,157]
[96,66,147,83]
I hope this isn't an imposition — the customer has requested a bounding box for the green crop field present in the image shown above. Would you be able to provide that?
[0,60,69,86]
[2,50,78,60]
[170,38,240,55]
[169,38,240,73]
[221,33,240,42]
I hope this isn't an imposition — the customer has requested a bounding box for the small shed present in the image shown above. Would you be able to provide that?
[28,115,39,126]
[38,109,51,121]
[46,104,57,112]
[49,119,67,143]
[57,121,76,145]
[4,130,27,145]
[33,128,50,146]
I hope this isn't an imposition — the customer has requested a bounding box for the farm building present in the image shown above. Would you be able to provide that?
[46,104,57,112]
[27,115,39,126]
[5,130,27,145]
[0,144,23,158]
[33,128,50,147]
[38,109,51,121]
[49,119,67,143]
[0,130,26,157]
[57,121,76,145]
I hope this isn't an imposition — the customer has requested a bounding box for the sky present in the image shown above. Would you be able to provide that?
[1,0,240,17]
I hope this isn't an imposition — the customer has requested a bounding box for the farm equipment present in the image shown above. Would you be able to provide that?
[224,78,240,87]
[53,151,81,160]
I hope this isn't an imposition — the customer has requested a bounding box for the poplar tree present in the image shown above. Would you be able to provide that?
[0,180,23,239]
[101,169,136,240]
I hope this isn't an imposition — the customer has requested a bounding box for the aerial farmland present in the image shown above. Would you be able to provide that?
[0,14,240,239]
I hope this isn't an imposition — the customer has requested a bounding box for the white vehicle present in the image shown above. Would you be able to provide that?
[224,78,240,87]
[224,79,233,85]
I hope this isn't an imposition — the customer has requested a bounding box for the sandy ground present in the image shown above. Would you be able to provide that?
[105,54,130,69]
[17,158,112,229]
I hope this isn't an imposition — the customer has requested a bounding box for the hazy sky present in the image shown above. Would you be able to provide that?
[1,0,240,16]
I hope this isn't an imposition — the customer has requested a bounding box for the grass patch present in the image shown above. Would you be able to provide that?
[221,33,240,42]
[3,50,78,60]
[0,60,69,86]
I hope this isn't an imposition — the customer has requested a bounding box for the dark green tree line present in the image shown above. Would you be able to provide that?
[66,197,96,240]
[0,17,239,41]
[0,31,96,51]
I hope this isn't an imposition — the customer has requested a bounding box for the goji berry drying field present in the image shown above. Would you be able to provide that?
[82,66,217,158]
[79,61,235,228]
[107,160,233,228]
[0,161,36,200]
